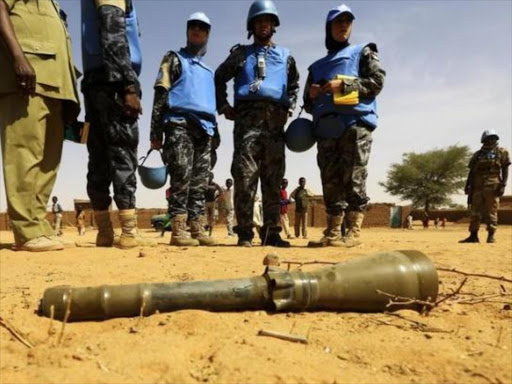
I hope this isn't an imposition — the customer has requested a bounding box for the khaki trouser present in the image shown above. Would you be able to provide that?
[469,187,499,232]
[280,213,291,237]
[0,93,63,245]
[294,211,308,238]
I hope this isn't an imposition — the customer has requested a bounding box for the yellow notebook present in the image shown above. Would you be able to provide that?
[333,75,359,105]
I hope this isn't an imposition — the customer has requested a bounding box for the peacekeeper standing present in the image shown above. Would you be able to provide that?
[460,130,510,244]
[215,0,300,247]
[304,4,385,248]
[0,0,80,252]
[81,0,156,249]
[150,12,218,247]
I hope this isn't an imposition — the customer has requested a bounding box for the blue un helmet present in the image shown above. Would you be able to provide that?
[187,11,211,30]
[138,149,169,190]
[481,130,499,143]
[246,0,280,37]
[285,118,316,153]
[326,4,355,24]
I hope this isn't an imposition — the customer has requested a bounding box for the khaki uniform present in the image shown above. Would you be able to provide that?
[0,0,79,245]
[468,147,510,232]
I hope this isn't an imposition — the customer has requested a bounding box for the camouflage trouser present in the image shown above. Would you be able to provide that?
[163,123,211,220]
[317,124,373,215]
[469,187,499,231]
[84,85,138,211]
[231,102,288,237]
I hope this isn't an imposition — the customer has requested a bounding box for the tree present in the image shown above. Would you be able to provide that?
[380,145,471,212]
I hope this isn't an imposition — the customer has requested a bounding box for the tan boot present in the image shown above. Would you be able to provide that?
[190,215,217,246]
[94,210,115,247]
[308,214,344,248]
[118,209,157,249]
[170,214,199,246]
[342,211,364,248]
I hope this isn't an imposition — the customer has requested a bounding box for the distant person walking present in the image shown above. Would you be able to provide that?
[290,177,314,238]
[221,179,235,237]
[52,196,64,236]
[422,212,429,229]
[76,210,86,236]
[406,214,413,230]
[279,179,293,239]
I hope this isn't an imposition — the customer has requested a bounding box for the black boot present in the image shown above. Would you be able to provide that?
[487,229,496,243]
[260,226,290,248]
[235,226,253,247]
[459,231,480,243]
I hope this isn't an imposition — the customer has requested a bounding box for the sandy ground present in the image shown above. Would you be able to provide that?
[0,223,511,384]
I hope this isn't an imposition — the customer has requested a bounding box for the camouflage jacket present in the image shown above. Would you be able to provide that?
[149,51,185,143]
[469,146,511,188]
[82,1,138,91]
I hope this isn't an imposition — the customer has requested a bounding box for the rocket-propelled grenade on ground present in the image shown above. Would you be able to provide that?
[39,250,438,322]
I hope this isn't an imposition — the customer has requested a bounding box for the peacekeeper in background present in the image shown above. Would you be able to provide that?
[81,0,156,248]
[0,0,80,252]
[215,0,300,248]
[304,4,385,248]
[150,12,218,247]
[460,130,510,244]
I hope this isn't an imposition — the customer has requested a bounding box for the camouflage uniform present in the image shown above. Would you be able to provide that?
[467,146,510,232]
[304,45,385,215]
[82,2,139,211]
[215,45,299,240]
[150,50,213,220]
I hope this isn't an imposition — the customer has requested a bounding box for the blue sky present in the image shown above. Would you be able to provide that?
[1,0,511,211]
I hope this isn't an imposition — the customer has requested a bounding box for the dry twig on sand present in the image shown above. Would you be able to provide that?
[376,290,436,311]
[0,316,33,348]
[436,266,512,284]
[281,260,336,271]
[433,278,468,307]
[258,329,308,344]
[57,290,72,346]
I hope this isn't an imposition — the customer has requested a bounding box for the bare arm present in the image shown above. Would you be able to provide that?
[0,0,36,95]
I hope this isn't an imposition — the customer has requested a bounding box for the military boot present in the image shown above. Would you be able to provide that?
[190,215,217,246]
[486,228,496,243]
[118,209,158,249]
[260,226,290,248]
[459,231,480,243]
[308,215,344,248]
[170,214,199,246]
[94,210,115,247]
[342,211,364,248]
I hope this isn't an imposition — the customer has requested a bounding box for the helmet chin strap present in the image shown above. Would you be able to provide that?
[186,41,208,57]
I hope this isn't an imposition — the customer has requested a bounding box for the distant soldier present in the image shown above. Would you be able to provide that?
[460,130,510,243]
[215,0,300,247]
